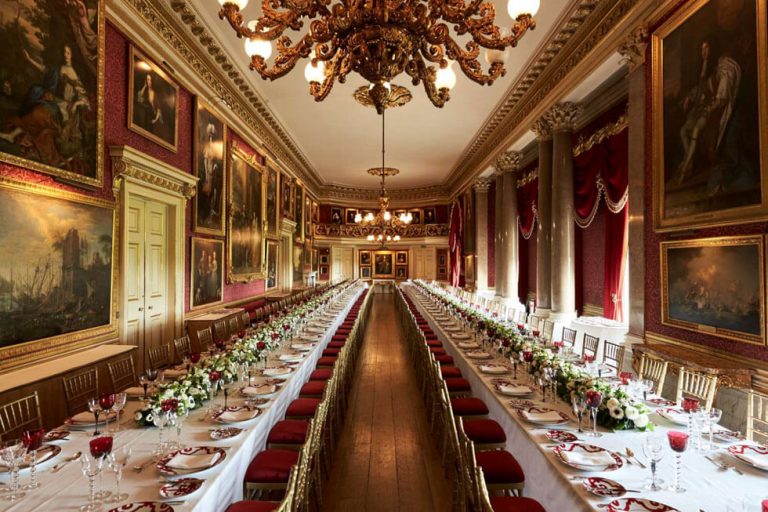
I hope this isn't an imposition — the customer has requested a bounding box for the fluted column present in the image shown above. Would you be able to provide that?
[619,26,648,345]
[474,178,493,291]
[532,117,553,315]
[492,151,522,303]
[494,170,505,298]
[547,102,582,320]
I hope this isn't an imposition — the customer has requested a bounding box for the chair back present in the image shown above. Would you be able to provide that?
[0,392,42,442]
[173,335,192,362]
[107,355,136,392]
[197,327,214,351]
[228,316,240,336]
[529,315,541,330]
[602,341,626,373]
[561,327,577,348]
[675,367,718,410]
[212,319,228,342]
[239,311,251,328]
[582,333,600,358]
[747,389,768,445]
[148,343,171,370]
[637,354,668,395]
[62,367,98,416]
[542,319,555,341]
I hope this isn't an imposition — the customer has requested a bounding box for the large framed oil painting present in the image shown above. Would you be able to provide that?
[0,0,105,188]
[661,235,765,345]
[128,45,179,152]
[266,240,278,291]
[652,0,768,231]
[266,167,279,238]
[293,243,304,285]
[281,173,294,220]
[193,97,226,235]
[0,177,117,370]
[304,195,312,240]
[190,237,224,310]
[294,183,304,242]
[228,142,266,283]
[373,251,394,278]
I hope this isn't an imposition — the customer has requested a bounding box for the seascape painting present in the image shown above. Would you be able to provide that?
[0,0,104,187]
[229,145,265,282]
[128,46,178,152]
[653,0,768,230]
[661,236,765,345]
[190,237,223,309]
[193,98,226,235]
[0,179,114,348]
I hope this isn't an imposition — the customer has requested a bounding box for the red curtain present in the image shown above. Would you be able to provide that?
[603,206,628,321]
[517,176,538,239]
[449,201,463,287]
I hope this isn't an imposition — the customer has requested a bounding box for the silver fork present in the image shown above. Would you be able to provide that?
[705,455,744,475]
[50,451,82,473]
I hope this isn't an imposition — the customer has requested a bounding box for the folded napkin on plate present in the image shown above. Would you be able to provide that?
[733,449,768,469]
[561,450,614,467]
[124,386,147,397]
[306,327,326,334]
[216,409,255,422]
[522,410,563,423]
[279,354,303,362]
[167,451,221,470]
[458,342,480,349]
[659,409,688,424]
[264,367,291,377]
[466,351,491,358]
[292,343,314,351]
[480,365,508,374]
[163,369,186,379]
[242,385,277,396]
[452,334,470,340]
[499,384,532,395]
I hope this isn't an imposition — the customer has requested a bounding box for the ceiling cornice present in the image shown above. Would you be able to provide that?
[110,0,323,193]
[317,184,451,207]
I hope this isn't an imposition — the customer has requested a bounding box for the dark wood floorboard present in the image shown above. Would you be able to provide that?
[321,292,452,512]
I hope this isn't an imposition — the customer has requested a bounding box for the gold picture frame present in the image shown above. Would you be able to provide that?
[660,235,766,346]
[373,250,395,278]
[190,236,224,310]
[345,208,358,224]
[359,250,372,266]
[0,177,118,371]
[193,97,227,235]
[266,166,280,239]
[294,183,305,243]
[127,45,179,153]
[652,0,768,231]
[361,266,372,279]
[228,141,267,283]
[266,239,279,291]
[0,0,105,189]
[396,250,408,265]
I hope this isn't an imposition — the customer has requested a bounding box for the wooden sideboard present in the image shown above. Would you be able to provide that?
[185,308,245,352]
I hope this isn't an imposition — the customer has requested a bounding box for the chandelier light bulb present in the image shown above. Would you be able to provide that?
[377,234,383,241]
[304,60,325,83]
[354,213,363,223]
[365,212,374,222]
[384,211,392,221]
[220,0,249,9]
[507,0,539,19]
[484,29,511,65]
[394,235,401,241]
[435,62,457,90]
[367,234,375,241]
[386,235,392,241]
[245,37,272,59]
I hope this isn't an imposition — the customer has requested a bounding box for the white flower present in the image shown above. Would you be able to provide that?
[606,397,620,409]
[634,414,649,428]
[609,407,624,420]
[145,413,154,423]
[134,412,143,421]
[624,405,639,421]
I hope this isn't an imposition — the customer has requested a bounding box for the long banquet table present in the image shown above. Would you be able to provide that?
[0,284,365,512]
[402,283,767,512]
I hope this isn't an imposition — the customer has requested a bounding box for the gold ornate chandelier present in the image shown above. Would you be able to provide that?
[217,0,540,114]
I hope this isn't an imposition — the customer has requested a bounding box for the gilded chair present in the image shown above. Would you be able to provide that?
[212,319,229,342]
[239,311,251,328]
[541,319,555,342]
[747,389,768,444]
[0,392,42,442]
[601,341,626,374]
[197,327,214,352]
[107,355,137,392]
[561,327,577,349]
[581,334,600,359]
[228,316,240,336]
[675,367,718,410]
[62,367,98,416]
[148,343,172,370]
[173,335,192,362]
[637,354,668,395]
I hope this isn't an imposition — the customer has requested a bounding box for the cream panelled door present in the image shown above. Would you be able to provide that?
[125,196,171,370]
[330,247,354,281]
[410,247,438,281]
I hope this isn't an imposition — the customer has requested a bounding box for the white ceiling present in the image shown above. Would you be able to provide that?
[190,0,571,189]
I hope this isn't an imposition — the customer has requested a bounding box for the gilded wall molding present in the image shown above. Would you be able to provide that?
[618,25,649,72]
[110,146,198,200]
[516,168,539,188]
[573,112,628,157]
[314,223,449,238]
[318,184,451,205]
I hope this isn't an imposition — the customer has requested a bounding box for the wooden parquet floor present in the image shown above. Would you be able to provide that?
[321,292,452,512]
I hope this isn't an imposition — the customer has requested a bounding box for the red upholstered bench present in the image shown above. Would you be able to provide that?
[241,298,268,321]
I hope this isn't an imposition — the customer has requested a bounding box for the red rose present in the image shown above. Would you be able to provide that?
[256,341,266,351]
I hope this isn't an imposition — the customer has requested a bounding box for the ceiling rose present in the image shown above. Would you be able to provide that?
[354,84,412,110]
[218,0,540,114]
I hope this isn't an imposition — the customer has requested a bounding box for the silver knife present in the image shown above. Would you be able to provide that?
[51,451,81,473]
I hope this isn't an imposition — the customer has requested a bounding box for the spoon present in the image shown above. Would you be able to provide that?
[50,451,82,473]
[625,447,646,469]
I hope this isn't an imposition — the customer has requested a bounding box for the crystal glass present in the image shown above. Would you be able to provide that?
[641,379,654,401]
[107,446,131,503]
[90,436,113,501]
[642,433,665,491]
[111,393,127,433]
[99,394,115,433]
[585,390,603,437]
[87,398,102,436]
[79,452,102,512]
[572,395,587,433]
[153,410,169,455]
[174,409,188,449]
[138,375,150,400]
[1,439,27,502]
[704,408,723,452]
[667,431,689,493]
[21,428,45,490]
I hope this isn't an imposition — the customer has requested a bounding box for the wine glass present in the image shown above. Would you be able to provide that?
[667,431,689,493]
[174,408,188,450]
[138,375,150,400]
[107,446,132,503]
[145,369,159,388]
[585,390,603,437]
[572,395,587,433]
[1,439,27,501]
[704,408,723,452]
[641,379,654,402]
[99,393,115,433]
[642,433,665,491]
[21,428,45,490]
[87,397,102,436]
[110,392,127,433]
[90,436,113,501]
[79,453,102,511]
[153,410,169,455]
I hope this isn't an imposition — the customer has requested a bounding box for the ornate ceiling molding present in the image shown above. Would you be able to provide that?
[318,183,451,206]
[446,0,646,192]
[114,0,322,192]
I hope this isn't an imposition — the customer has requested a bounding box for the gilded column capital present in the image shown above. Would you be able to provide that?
[492,150,522,175]
[545,102,583,133]
[618,25,649,73]
[531,117,552,141]
[473,178,494,192]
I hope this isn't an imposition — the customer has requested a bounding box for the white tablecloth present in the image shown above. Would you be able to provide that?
[0,286,364,512]
[404,284,768,512]
[570,317,628,360]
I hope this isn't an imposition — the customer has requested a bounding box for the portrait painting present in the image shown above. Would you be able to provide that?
[228,143,265,282]
[193,98,226,235]
[294,183,304,242]
[266,167,279,238]
[464,254,476,284]
[438,250,447,266]
[281,173,293,219]
[128,46,178,152]
[0,177,116,368]
[304,196,312,240]
[320,253,329,265]
[424,207,437,224]
[438,267,447,278]
[409,209,422,224]
[345,208,358,224]
[0,0,105,188]
[312,201,320,223]
[361,267,371,279]
[396,251,408,265]
[293,243,304,284]
[312,247,319,272]
[374,252,394,278]
[330,207,343,225]
[396,266,407,279]
[191,237,224,310]
[320,265,328,276]
[359,250,371,266]
[266,240,278,291]
[653,0,768,230]
[661,235,765,345]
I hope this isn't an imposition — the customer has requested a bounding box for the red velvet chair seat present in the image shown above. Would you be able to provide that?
[436,355,455,365]
[267,419,309,445]
[328,341,346,349]
[440,366,463,378]
[300,380,326,397]
[451,397,489,416]
[445,378,472,392]
[331,335,347,341]
[475,450,525,484]
[489,497,545,512]
[309,369,332,381]
[322,348,340,357]
[426,340,443,347]
[225,501,280,512]
[285,398,321,418]
[245,449,299,483]
[463,419,507,444]
[429,347,447,356]
[316,357,337,367]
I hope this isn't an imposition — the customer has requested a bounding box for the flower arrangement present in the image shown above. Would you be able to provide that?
[412,280,653,432]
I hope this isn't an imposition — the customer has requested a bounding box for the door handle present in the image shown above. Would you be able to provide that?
[138,307,143,312]
[148,305,154,310]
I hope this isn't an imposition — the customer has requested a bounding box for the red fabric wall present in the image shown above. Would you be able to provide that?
[581,206,606,309]
[487,182,496,288]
